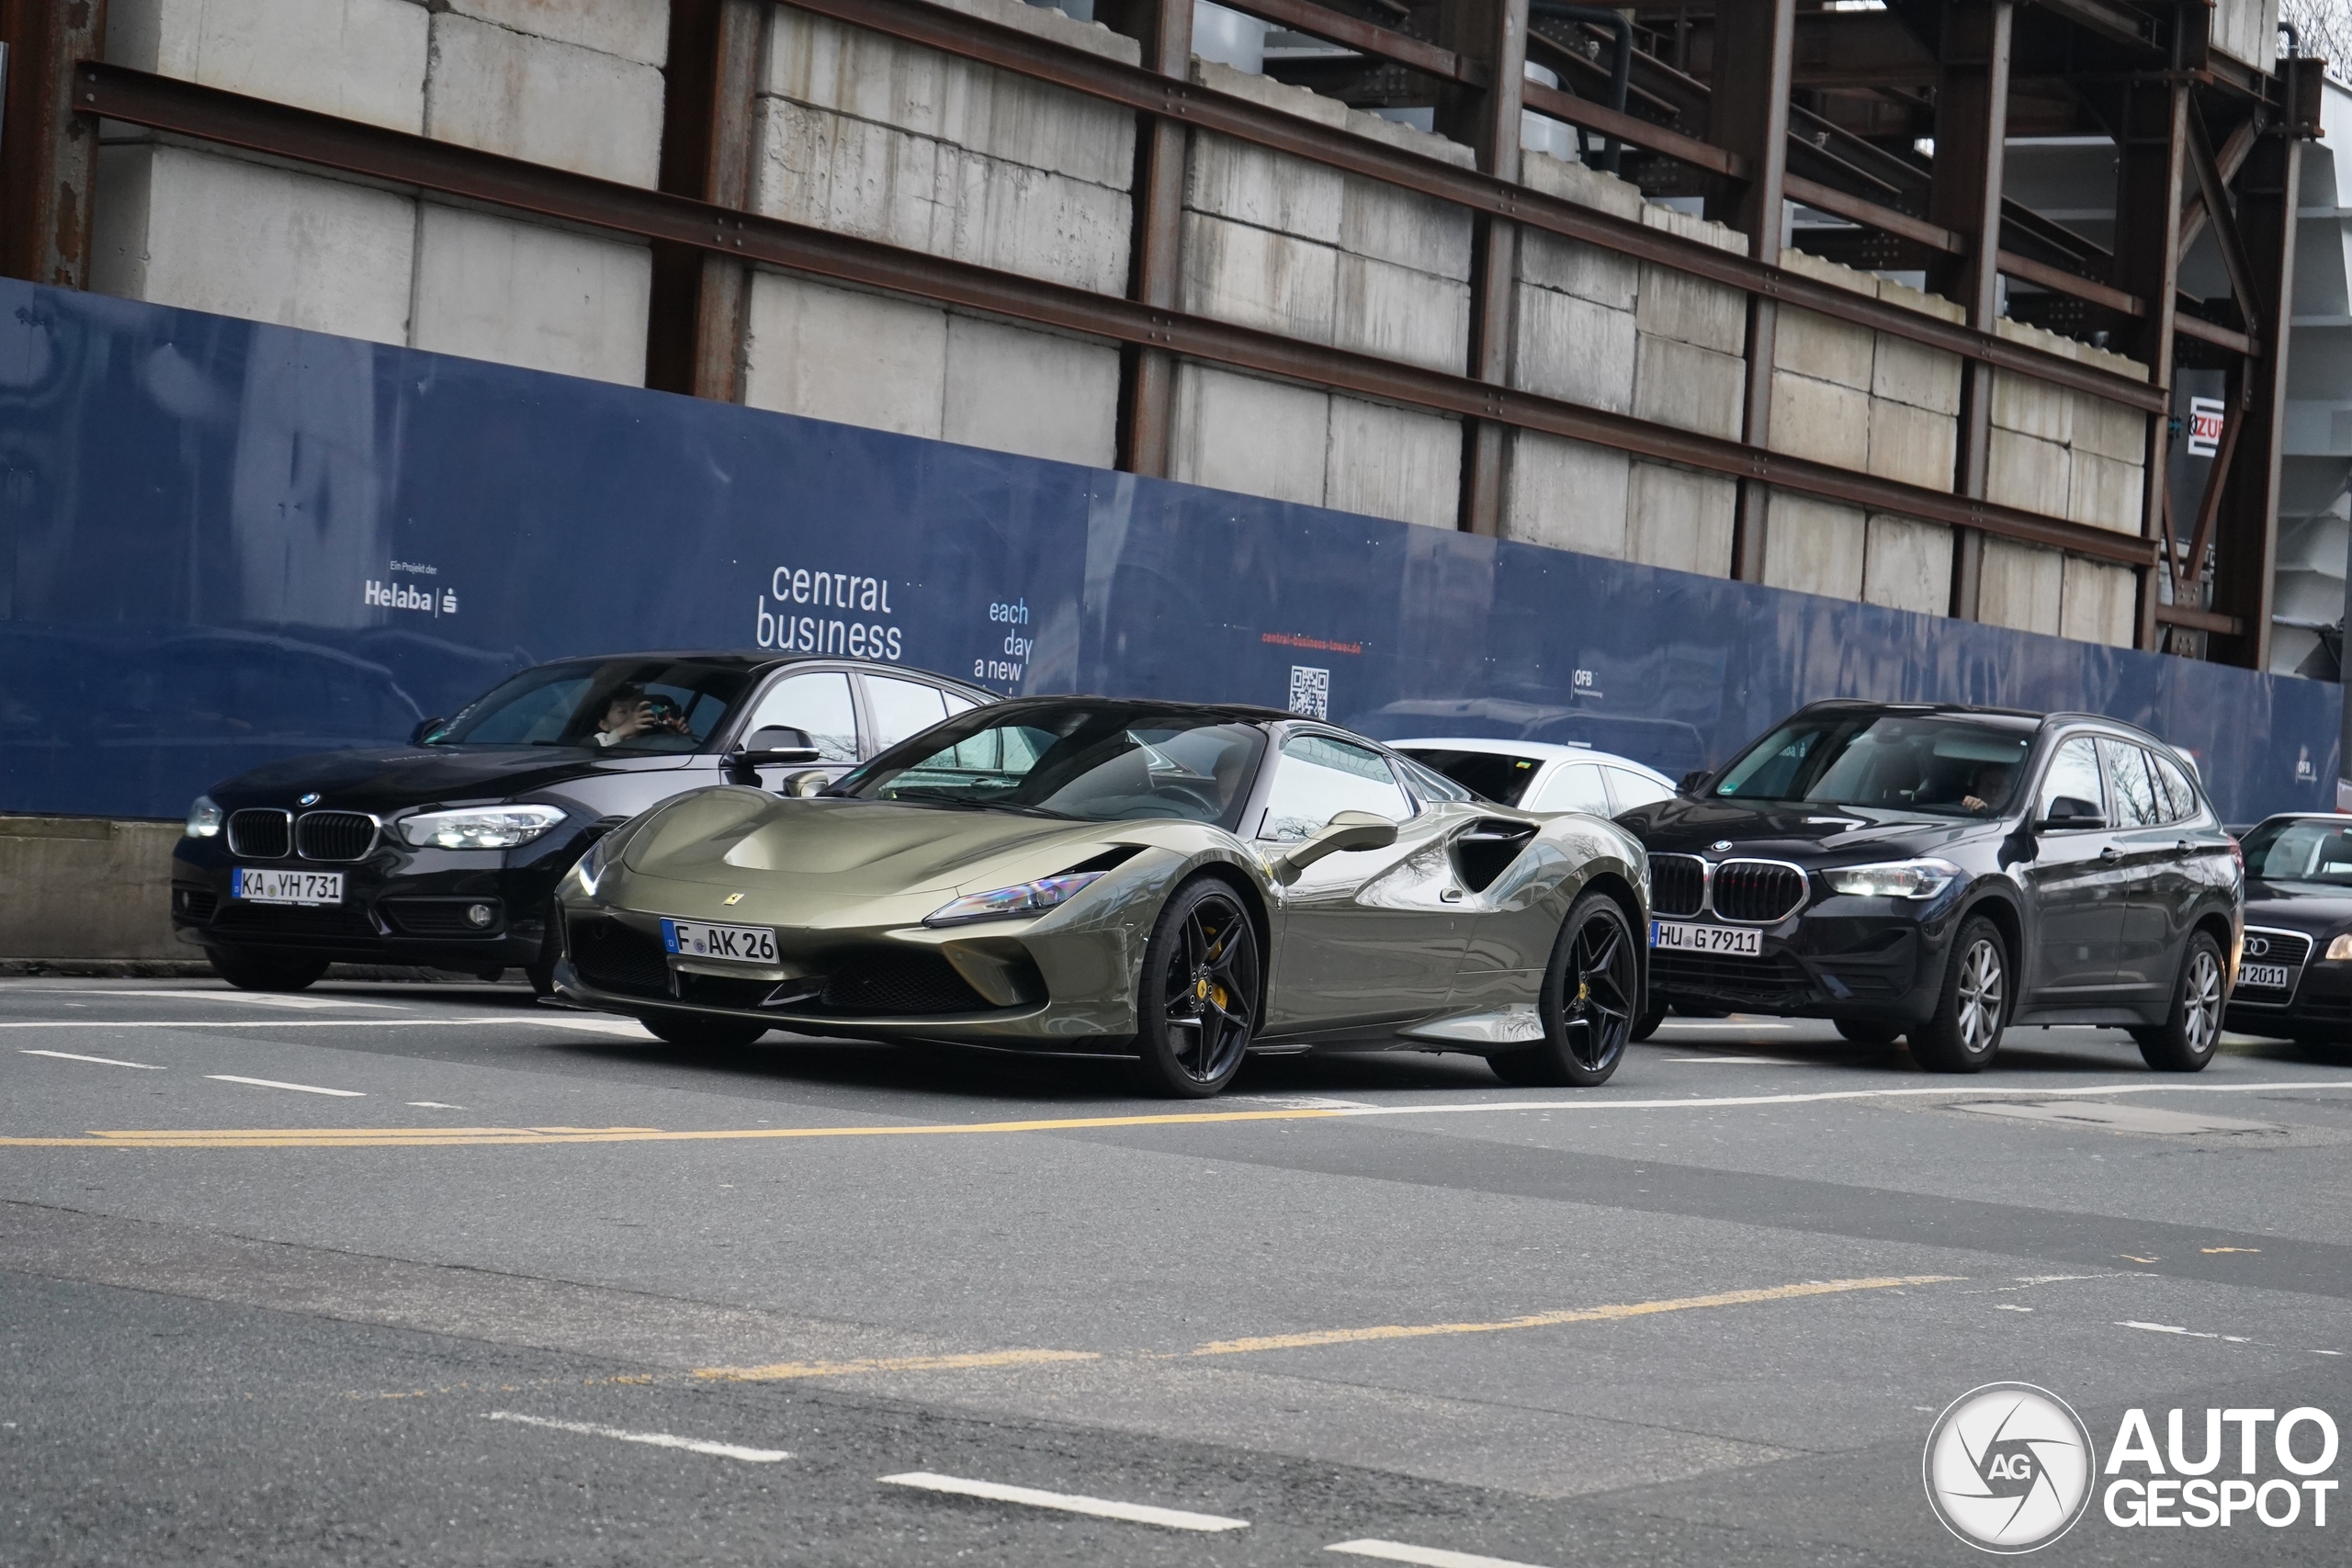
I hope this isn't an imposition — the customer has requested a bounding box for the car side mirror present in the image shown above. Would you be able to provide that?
[779,769,831,799]
[1269,810,1399,886]
[411,716,445,746]
[2037,795,2107,831]
[1677,769,1711,795]
[730,726,821,766]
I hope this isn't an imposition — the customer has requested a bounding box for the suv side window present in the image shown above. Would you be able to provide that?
[1605,766,1675,812]
[1257,734,1414,842]
[2097,738,2162,828]
[2036,737,2105,824]
[740,671,857,762]
[2150,751,2199,823]
[1532,762,1611,814]
[865,675,950,753]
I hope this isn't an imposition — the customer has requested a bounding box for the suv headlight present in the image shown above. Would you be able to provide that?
[396,804,567,850]
[925,871,1107,927]
[184,795,223,839]
[1822,858,1962,900]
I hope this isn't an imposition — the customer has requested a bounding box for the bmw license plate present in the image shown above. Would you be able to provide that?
[662,918,778,964]
[231,867,343,906]
[2237,962,2292,991]
[1651,919,1761,956]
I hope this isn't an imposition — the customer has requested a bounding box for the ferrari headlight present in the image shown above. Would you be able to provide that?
[2326,933,2352,963]
[395,804,566,850]
[1822,858,1962,900]
[925,871,1107,927]
[184,795,222,839]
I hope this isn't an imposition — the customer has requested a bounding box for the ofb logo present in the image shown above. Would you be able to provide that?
[1924,1382,2095,1552]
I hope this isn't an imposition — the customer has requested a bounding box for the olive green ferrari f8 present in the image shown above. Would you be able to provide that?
[553,697,1650,1097]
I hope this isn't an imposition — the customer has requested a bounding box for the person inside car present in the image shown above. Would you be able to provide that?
[591,683,687,748]
[1958,761,2016,816]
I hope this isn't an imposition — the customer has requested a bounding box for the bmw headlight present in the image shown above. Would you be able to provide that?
[2326,933,2352,963]
[925,871,1107,928]
[184,795,223,839]
[1822,858,1962,900]
[395,804,567,850]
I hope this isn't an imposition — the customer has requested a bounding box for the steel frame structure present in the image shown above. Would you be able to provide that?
[0,0,2317,663]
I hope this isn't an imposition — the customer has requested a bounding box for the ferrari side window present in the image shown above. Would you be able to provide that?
[740,671,857,762]
[1258,735,1412,842]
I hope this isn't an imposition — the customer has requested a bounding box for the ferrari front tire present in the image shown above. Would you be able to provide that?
[1134,877,1260,1099]
[1489,891,1637,1088]
[643,1011,771,1050]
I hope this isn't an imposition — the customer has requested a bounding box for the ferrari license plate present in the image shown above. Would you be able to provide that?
[231,867,343,905]
[662,918,778,964]
[2237,962,2292,991]
[1651,919,1760,956]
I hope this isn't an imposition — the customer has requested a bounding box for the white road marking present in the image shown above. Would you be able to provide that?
[19,1049,165,1069]
[49,988,401,1010]
[878,1472,1248,1531]
[1328,1539,1555,1568]
[2120,1321,2251,1343]
[483,1411,787,1462]
[0,1018,571,1030]
[205,1075,364,1098]
[1649,1021,1794,1031]
[1348,1080,2352,1117]
[508,1014,655,1037]
[407,1101,466,1110]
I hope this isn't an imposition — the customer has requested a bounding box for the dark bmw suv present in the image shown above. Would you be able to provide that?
[171,652,993,991]
[1616,701,2242,1072]
[2221,813,2352,1045]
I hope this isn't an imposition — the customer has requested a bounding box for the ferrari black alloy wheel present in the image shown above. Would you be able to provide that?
[1136,878,1260,1098]
[1493,890,1636,1088]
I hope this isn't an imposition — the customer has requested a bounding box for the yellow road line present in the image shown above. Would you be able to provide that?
[0,1108,1346,1149]
[1183,1274,1961,1357]
[685,1275,1959,1383]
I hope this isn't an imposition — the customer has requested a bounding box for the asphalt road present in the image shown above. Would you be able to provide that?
[3,977,2350,1567]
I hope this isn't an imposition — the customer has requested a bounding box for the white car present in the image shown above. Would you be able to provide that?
[1390,738,1681,818]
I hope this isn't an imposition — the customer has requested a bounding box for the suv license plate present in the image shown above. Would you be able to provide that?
[2237,962,2292,990]
[1651,920,1761,956]
[662,918,778,964]
[232,868,344,906]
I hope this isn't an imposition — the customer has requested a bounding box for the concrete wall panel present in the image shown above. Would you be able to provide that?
[1181,210,1337,342]
[2060,555,2138,649]
[92,144,415,346]
[1325,398,1462,528]
[1862,513,1953,615]
[1634,335,1745,439]
[107,0,429,133]
[446,0,671,69]
[1170,364,1329,507]
[942,315,1121,468]
[1773,304,1872,390]
[1511,286,1636,412]
[1340,176,1473,282]
[425,11,664,187]
[1761,493,1867,600]
[1188,132,1343,243]
[1986,429,2071,515]
[2066,449,2143,534]
[1627,462,1736,577]
[1634,262,1747,355]
[1768,371,1870,470]
[1333,252,1468,371]
[2073,393,2150,464]
[411,204,650,386]
[1868,397,1960,491]
[742,272,946,438]
[1503,434,1631,558]
[1977,537,2064,636]
[1871,333,1964,416]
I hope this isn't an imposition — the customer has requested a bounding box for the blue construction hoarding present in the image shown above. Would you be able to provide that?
[0,276,2338,824]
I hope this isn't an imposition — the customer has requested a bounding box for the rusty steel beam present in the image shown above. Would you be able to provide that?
[646,0,764,400]
[1707,0,1794,585]
[752,0,2160,413]
[2186,104,2262,337]
[2154,603,2244,637]
[1102,0,1192,476]
[1438,0,1530,537]
[70,60,2154,570]
[1787,175,1960,253]
[2177,112,2259,262]
[1213,0,1481,85]
[0,0,106,288]
[1520,77,1737,178]
[2172,312,2257,357]
[2110,72,2188,651]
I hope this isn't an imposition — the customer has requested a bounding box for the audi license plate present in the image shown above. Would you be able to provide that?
[1651,919,1761,956]
[662,918,778,964]
[2237,963,2292,991]
[231,867,343,906]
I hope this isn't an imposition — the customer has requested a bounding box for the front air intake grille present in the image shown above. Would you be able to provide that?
[820,952,992,1016]
[382,897,503,937]
[296,811,379,862]
[568,916,672,998]
[2236,928,2313,988]
[1650,854,1705,919]
[227,809,292,859]
[1710,860,1809,924]
[211,902,377,940]
[172,887,220,922]
[1650,948,1815,1007]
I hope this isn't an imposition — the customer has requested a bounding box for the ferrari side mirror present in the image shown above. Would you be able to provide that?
[779,769,831,798]
[1270,810,1399,885]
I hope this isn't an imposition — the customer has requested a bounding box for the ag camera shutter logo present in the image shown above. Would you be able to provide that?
[1923,1382,2095,1552]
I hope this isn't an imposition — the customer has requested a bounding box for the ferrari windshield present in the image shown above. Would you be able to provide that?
[2243,817,2352,886]
[1712,711,2035,817]
[420,659,752,754]
[840,703,1268,828]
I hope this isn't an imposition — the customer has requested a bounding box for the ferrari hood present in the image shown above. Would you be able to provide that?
[622,792,1115,896]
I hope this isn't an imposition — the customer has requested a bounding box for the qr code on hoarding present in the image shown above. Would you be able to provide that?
[1287,665,1329,719]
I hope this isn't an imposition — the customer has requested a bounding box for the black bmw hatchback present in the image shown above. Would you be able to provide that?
[171,652,993,991]
[1616,701,2242,1072]
[2221,813,2352,1045]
